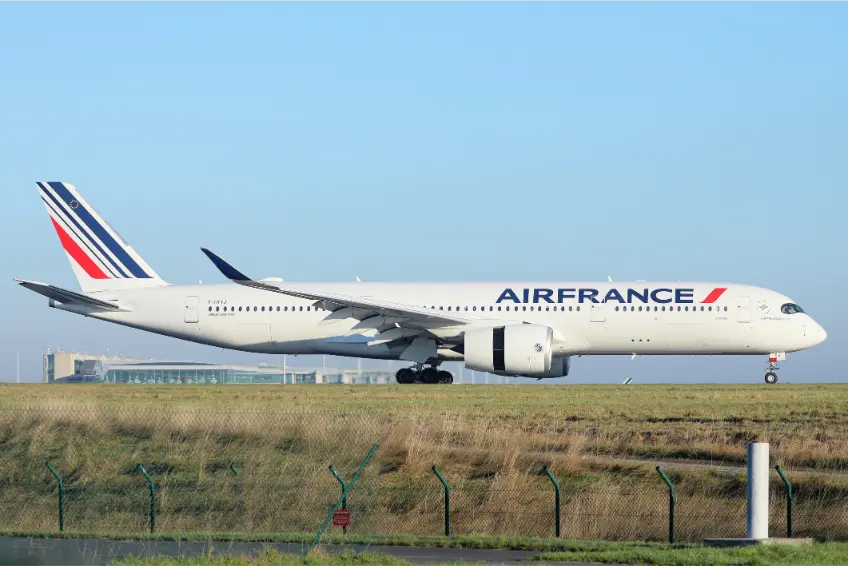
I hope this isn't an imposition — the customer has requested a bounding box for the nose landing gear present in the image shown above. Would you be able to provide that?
[764,353,784,384]
[395,364,454,384]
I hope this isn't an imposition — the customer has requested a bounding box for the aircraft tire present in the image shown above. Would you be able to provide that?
[764,372,778,385]
[395,368,417,384]
[437,370,453,384]
[420,368,440,384]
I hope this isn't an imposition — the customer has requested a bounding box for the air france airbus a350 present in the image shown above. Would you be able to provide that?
[19,182,827,385]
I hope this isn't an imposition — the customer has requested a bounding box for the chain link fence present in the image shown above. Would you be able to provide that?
[0,405,845,541]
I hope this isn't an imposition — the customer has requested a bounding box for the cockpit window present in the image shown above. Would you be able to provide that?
[781,303,804,314]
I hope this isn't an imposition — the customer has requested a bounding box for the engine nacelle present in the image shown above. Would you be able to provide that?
[523,355,570,379]
[464,324,553,377]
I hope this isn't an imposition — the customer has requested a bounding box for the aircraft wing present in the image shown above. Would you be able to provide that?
[16,279,122,310]
[200,249,477,352]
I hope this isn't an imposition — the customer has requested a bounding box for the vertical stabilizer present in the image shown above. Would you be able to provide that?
[36,181,168,293]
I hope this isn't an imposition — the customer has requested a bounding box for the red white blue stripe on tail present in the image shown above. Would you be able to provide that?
[37,182,165,292]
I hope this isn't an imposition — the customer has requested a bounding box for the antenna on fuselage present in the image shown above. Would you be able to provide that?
[608,276,613,282]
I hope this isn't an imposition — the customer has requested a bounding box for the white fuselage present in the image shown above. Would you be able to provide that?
[53,281,827,368]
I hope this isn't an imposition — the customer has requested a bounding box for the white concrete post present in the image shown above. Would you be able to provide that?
[746,442,769,539]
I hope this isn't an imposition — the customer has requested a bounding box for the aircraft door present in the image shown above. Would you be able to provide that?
[184,296,199,323]
[590,303,606,323]
[736,296,752,323]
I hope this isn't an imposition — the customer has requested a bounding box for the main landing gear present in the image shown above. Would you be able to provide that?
[764,354,780,384]
[395,364,454,385]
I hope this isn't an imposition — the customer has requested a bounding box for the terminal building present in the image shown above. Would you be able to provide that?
[43,351,394,385]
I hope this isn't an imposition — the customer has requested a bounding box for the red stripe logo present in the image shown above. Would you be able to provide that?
[50,217,109,279]
[701,287,727,303]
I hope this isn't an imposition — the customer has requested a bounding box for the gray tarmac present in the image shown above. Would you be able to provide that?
[0,535,631,566]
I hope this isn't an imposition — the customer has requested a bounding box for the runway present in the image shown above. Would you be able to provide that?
[0,535,632,566]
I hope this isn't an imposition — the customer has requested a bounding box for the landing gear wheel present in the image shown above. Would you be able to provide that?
[395,368,417,384]
[420,368,440,384]
[764,372,778,385]
[437,370,453,384]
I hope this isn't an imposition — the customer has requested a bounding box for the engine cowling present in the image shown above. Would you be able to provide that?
[464,324,553,377]
[526,355,570,379]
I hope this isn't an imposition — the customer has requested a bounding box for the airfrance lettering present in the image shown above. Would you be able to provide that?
[495,287,725,304]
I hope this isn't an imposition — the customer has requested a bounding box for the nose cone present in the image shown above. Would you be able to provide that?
[808,321,828,347]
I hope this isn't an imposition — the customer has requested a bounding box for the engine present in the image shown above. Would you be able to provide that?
[531,355,570,379]
[464,324,560,378]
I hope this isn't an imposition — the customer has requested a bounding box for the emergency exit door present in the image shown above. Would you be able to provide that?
[184,296,199,323]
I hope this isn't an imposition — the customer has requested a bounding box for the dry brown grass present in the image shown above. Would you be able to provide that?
[0,383,847,541]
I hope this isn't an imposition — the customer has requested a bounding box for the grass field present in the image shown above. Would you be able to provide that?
[1,383,847,542]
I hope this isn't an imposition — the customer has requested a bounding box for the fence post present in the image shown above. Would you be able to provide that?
[656,466,675,543]
[137,464,155,533]
[305,443,377,556]
[775,466,793,538]
[544,466,561,538]
[329,464,348,535]
[432,466,451,537]
[45,461,64,532]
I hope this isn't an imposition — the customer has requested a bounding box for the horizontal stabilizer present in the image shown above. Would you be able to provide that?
[16,279,122,310]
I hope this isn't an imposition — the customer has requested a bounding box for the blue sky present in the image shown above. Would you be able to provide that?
[1,3,844,384]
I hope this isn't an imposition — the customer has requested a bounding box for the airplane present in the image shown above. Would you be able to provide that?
[19,182,827,385]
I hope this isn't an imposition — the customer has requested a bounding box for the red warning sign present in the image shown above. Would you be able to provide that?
[332,509,351,527]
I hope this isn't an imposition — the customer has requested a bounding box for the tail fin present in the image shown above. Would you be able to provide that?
[36,182,168,293]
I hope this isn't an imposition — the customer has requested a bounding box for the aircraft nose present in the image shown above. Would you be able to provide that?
[808,321,827,346]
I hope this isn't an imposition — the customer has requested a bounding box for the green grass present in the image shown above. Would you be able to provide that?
[533,541,848,566]
[1,384,848,541]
